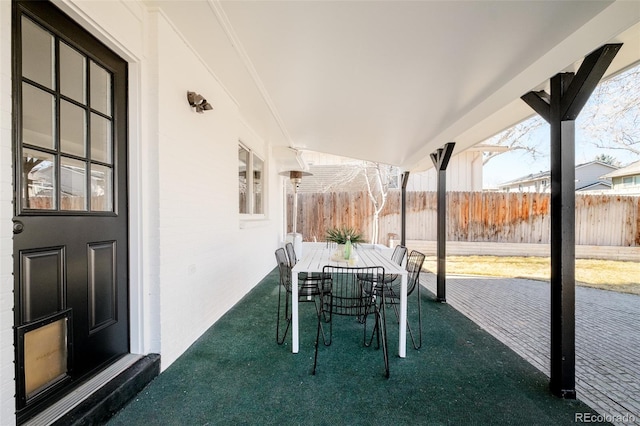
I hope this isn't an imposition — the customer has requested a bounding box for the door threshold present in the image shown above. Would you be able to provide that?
[23,353,158,426]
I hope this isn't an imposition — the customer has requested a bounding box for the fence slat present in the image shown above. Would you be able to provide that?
[289,191,640,247]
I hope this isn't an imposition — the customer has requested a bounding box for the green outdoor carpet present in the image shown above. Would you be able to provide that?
[108,268,607,425]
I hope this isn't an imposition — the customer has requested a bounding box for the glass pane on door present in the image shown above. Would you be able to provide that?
[90,164,113,212]
[90,61,111,116]
[60,42,86,104]
[61,157,87,211]
[21,16,54,89]
[90,113,112,164]
[22,148,55,210]
[60,100,86,157]
[22,83,55,150]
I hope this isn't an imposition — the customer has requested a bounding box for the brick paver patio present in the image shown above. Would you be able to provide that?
[421,273,640,426]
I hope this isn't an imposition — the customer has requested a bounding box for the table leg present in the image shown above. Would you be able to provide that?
[292,270,299,353]
[398,273,407,358]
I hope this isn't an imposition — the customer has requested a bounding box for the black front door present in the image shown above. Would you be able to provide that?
[12,1,129,421]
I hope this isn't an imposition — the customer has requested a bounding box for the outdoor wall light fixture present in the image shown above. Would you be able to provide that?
[187,91,213,113]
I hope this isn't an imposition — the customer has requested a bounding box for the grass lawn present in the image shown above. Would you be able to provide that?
[423,255,640,295]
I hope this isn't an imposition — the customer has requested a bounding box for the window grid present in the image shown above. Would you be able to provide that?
[238,143,265,217]
[20,16,115,214]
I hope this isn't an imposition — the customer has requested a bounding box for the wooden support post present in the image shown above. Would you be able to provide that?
[522,43,621,399]
[430,142,455,303]
[549,73,577,399]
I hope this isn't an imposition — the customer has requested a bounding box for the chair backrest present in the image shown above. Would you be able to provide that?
[275,248,292,292]
[391,245,408,266]
[321,266,385,316]
[406,250,426,295]
[284,242,297,267]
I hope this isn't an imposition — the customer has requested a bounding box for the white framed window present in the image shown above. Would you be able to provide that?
[238,143,264,216]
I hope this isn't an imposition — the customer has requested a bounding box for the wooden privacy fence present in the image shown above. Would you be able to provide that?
[287,191,640,247]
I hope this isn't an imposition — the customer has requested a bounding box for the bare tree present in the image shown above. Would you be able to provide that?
[483,62,640,163]
[582,65,640,156]
[483,116,546,165]
[362,162,395,244]
[314,160,394,244]
[296,157,395,244]
[313,166,362,193]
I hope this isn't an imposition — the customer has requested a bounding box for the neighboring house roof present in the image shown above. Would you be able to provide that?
[600,160,640,179]
[498,161,618,188]
[575,160,617,171]
[577,181,612,191]
[499,170,549,187]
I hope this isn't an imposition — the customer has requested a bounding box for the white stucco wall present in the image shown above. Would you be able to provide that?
[407,151,484,192]
[0,1,284,423]
[154,12,280,367]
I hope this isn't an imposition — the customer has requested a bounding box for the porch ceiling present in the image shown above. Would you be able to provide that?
[151,0,640,171]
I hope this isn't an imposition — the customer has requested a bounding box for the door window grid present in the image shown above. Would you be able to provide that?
[20,16,114,213]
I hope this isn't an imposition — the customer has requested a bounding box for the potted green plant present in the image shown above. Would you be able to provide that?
[325,226,365,245]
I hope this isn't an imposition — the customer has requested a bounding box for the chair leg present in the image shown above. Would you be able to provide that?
[313,294,333,375]
[384,285,402,323]
[327,296,334,346]
[312,309,322,375]
[388,284,423,350]
[363,293,381,348]
[363,300,373,346]
[313,295,330,346]
[363,285,385,348]
[276,287,291,345]
[378,292,390,378]
[365,290,390,377]
[366,310,380,349]
[406,283,423,350]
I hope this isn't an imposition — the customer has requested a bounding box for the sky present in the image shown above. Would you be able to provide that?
[482,123,640,188]
[482,63,640,189]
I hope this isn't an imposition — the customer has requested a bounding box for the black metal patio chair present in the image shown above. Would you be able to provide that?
[357,245,407,287]
[275,248,330,345]
[312,265,389,378]
[285,242,330,282]
[364,250,426,350]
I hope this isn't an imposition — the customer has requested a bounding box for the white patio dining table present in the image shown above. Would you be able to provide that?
[291,242,409,358]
